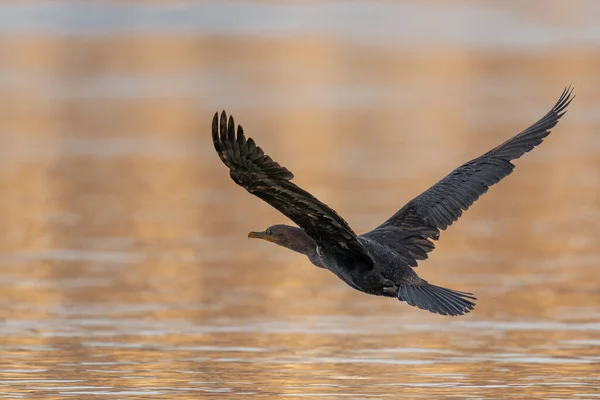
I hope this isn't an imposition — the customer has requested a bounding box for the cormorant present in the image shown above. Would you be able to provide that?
[212,87,573,316]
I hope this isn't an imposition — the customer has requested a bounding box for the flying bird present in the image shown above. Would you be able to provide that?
[212,87,573,316]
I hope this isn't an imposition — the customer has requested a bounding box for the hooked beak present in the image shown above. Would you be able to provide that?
[248,231,274,242]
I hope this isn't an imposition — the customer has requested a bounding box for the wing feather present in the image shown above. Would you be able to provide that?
[362,86,574,267]
[213,111,374,270]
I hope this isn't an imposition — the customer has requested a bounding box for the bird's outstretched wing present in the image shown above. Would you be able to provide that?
[362,86,574,267]
[213,111,374,271]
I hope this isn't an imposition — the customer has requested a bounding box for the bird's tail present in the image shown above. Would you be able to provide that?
[397,281,476,316]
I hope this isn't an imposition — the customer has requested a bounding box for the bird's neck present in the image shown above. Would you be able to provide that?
[283,227,325,268]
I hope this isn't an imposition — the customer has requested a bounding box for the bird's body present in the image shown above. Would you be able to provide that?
[213,87,573,316]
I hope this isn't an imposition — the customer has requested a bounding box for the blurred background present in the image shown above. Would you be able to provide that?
[0,1,599,399]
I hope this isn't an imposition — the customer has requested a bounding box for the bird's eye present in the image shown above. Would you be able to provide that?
[266,228,272,235]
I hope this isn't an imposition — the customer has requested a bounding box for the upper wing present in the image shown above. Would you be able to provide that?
[213,111,374,270]
[362,86,574,267]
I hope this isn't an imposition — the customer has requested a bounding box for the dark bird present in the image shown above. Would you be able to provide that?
[212,87,573,316]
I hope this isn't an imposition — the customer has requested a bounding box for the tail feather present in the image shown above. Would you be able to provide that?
[397,282,476,316]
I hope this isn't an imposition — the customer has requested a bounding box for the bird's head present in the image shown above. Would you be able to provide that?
[248,224,295,246]
[248,224,314,254]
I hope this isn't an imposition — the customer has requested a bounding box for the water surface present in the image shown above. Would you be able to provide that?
[0,1,599,399]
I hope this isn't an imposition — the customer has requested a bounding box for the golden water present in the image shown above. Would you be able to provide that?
[0,2,599,399]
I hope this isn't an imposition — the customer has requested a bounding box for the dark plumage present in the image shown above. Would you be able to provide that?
[213,87,574,316]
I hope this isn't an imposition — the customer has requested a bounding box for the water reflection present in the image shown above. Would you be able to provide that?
[0,1,600,399]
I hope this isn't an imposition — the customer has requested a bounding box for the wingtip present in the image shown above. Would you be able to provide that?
[563,84,575,101]
[565,83,575,92]
[211,110,296,181]
[227,115,236,142]
[212,112,220,149]
[555,85,575,117]
[236,124,246,145]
